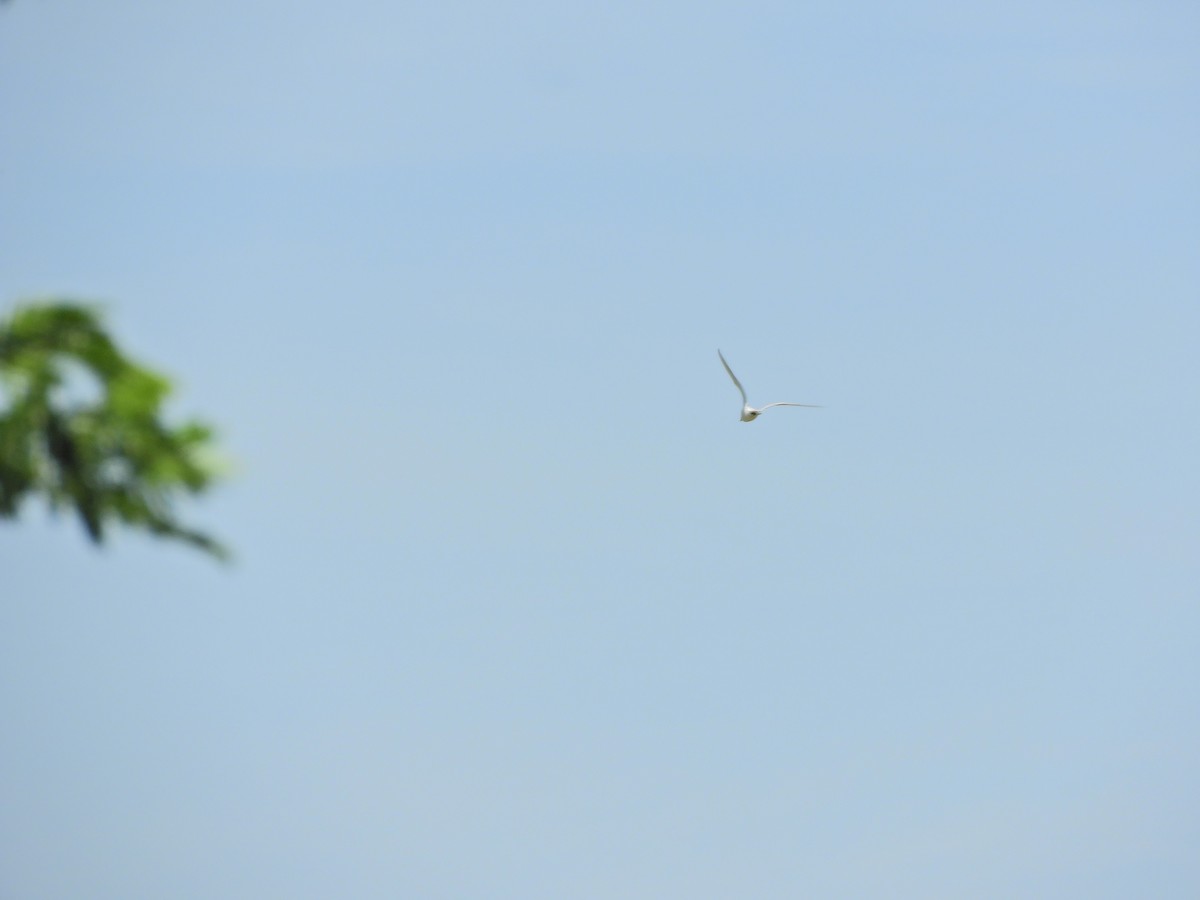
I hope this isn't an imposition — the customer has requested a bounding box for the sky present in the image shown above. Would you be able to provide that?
[2,1,1198,897]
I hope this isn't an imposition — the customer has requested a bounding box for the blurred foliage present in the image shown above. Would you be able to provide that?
[0,301,229,560]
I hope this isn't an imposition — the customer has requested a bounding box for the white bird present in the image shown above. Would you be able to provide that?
[718,349,821,422]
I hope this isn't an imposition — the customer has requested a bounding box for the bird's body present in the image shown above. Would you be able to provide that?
[718,349,820,422]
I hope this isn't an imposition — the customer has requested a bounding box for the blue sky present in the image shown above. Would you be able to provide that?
[2,1,1198,897]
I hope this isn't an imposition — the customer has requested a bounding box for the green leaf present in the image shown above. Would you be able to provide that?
[0,300,231,561]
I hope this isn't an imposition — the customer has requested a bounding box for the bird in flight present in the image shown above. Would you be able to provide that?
[718,349,821,422]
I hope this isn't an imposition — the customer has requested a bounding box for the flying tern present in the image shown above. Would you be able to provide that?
[718,349,821,422]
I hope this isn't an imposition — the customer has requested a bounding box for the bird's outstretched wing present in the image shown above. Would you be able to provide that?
[759,402,822,410]
[717,349,748,405]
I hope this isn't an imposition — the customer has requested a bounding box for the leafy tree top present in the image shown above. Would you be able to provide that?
[0,301,229,560]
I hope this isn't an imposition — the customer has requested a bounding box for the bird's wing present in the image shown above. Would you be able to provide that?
[758,402,822,410]
[717,349,748,405]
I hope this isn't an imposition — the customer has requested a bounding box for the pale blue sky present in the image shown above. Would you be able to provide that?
[2,1,1198,897]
